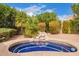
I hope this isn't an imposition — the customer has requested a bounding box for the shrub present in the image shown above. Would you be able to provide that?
[23,18,39,38]
[62,20,72,34]
[71,20,79,34]
[0,28,17,42]
[38,22,46,32]
[24,24,38,38]
[24,29,38,38]
[49,21,61,34]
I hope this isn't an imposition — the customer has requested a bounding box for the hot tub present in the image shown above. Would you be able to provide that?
[9,41,77,53]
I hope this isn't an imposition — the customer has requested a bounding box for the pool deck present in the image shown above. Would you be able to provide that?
[0,34,79,56]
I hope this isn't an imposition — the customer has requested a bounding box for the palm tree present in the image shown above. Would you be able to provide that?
[72,3,79,16]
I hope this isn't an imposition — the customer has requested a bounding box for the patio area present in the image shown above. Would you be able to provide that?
[0,34,79,56]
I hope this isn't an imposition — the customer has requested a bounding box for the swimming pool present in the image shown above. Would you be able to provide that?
[9,41,77,53]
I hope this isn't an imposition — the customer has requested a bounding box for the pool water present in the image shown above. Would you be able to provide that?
[9,41,77,53]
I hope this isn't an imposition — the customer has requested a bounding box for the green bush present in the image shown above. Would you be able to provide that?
[24,29,38,38]
[49,20,61,34]
[24,24,38,38]
[71,20,79,34]
[0,28,17,42]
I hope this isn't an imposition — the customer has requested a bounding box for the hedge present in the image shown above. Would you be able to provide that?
[0,28,17,42]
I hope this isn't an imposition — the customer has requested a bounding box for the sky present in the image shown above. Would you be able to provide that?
[6,3,73,20]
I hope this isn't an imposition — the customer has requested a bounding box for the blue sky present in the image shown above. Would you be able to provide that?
[6,3,73,20]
